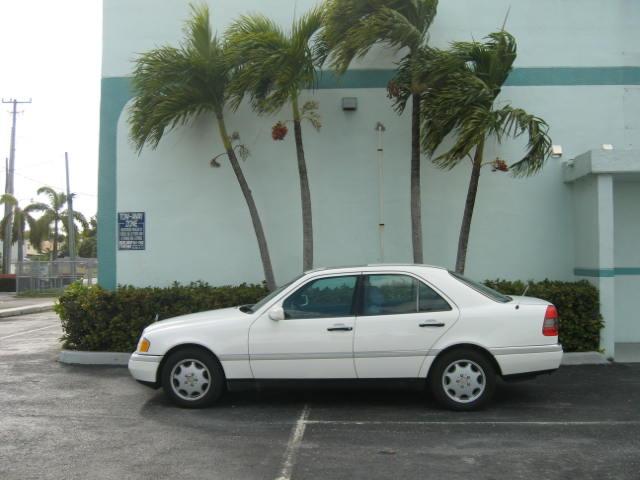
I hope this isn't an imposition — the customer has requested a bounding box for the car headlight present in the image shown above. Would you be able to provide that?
[138,337,151,353]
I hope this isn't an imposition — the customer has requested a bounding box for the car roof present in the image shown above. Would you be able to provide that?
[303,264,449,275]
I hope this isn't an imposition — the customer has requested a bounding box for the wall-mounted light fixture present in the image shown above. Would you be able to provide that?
[551,145,563,158]
[342,97,357,111]
[602,144,614,150]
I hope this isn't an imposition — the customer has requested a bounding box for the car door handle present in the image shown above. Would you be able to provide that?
[327,324,353,332]
[419,321,445,327]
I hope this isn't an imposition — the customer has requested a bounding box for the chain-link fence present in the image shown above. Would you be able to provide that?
[14,259,98,295]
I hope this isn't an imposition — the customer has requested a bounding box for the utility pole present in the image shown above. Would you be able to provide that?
[65,153,77,277]
[1,98,31,274]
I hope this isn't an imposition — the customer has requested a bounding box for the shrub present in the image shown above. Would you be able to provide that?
[484,279,603,352]
[55,278,603,354]
[55,281,268,352]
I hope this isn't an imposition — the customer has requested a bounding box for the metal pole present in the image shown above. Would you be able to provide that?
[2,157,11,273]
[2,98,31,274]
[65,153,77,278]
[375,122,386,262]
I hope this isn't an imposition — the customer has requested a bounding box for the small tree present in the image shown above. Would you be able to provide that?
[32,187,89,260]
[227,7,325,271]
[323,0,439,264]
[78,216,97,258]
[129,4,277,290]
[420,32,552,273]
[0,194,42,262]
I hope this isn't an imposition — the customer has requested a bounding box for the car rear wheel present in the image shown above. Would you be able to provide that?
[161,347,225,408]
[429,348,496,411]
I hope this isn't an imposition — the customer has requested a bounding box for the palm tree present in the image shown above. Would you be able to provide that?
[128,4,276,291]
[0,194,42,262]
[419,31,552,273]
[323,0,439,264]
[226,7,325,271]
[32,187,89,260]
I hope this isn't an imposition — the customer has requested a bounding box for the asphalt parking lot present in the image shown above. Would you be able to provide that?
[1,312,639,480]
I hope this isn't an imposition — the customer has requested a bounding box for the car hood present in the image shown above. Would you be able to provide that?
[509,295,551,306]
[143,307,246,333]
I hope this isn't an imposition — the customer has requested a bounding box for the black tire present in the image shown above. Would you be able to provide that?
[161,347,225,408]
[428,348,496,411]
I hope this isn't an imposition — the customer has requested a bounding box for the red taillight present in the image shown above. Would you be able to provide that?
[543,305,559,336]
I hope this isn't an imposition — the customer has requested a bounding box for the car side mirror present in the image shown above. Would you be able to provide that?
[268,306,285,321]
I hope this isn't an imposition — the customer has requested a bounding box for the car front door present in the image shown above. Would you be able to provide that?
[354,273,459,378]
[249,274,359,379]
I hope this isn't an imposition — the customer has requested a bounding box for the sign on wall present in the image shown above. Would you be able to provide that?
[118,212,145,250]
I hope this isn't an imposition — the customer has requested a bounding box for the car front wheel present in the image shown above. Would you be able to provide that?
[429,348,496,411]
[161,347,225,408]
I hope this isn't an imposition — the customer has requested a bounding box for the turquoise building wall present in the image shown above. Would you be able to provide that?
[99,1,640,296]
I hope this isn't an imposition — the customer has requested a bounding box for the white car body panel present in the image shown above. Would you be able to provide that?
[128,265,563,387]
[248,313,357,379]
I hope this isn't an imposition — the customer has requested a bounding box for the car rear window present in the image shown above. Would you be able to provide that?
[448,271,511,303]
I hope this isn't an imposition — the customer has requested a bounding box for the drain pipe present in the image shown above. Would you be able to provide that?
[375,122,386,262]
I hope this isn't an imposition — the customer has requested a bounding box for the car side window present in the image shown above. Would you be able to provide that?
[282,276,358,319]
[419,281,452,312]
[363,274,451,316]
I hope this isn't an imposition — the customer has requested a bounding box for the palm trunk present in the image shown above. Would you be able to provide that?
[53,218,59,260]
[292,98,313,271]
[17,218,23,263]
[410,92,423,264]
[216,114,277,291]
[455,139,485,274]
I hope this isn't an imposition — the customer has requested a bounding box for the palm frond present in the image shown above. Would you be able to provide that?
[418,30,550,176]
[129,4,230,151]
[323,0,437,73]
[494,106,552,176]
[227,7,323,114]
[0,193,18,207]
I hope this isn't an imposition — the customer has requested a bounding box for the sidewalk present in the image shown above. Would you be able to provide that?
[0,292,56,318]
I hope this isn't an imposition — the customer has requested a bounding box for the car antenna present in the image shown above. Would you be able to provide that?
[154,313,159,323]
[521,283,530,297]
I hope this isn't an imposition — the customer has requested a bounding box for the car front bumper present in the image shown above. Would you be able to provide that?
[128,353,162,387]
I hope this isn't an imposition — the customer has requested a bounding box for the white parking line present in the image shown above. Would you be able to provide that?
[304,420,640,426]
[275,404,310,480]
[0,324,58,340]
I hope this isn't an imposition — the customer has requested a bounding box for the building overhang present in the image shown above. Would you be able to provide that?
[563,149,640,183]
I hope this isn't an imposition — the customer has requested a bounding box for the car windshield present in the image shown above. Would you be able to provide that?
[241,273,305,313]
[448,271,512,303]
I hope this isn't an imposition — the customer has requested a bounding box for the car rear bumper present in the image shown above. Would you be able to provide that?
[491,344,563,376]
[128,353,162,386]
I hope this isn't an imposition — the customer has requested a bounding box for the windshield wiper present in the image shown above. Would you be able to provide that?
[238,305,253,314]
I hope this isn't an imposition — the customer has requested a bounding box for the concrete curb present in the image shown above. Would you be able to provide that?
[59,350,131,366]
[0,303,55,319]
[561,352,610,365]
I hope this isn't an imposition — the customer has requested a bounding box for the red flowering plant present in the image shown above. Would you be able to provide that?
[270,101,321,142]
[490,157,509,172]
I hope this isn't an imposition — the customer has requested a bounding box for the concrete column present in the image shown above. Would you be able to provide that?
[596,174,615,358]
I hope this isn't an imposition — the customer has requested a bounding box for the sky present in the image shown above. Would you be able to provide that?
[0,0,102,219]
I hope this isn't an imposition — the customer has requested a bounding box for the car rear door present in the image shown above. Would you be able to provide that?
[249,274,359,379]
[354,273,459,378]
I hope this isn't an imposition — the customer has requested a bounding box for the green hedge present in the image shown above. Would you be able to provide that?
[484,279,603,352]
[55,282,268,352]
[55,278,603,353]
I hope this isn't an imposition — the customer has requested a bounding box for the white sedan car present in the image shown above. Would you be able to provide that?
[129,265,562,411]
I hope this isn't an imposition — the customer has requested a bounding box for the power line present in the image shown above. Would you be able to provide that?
[11,170,97,197]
